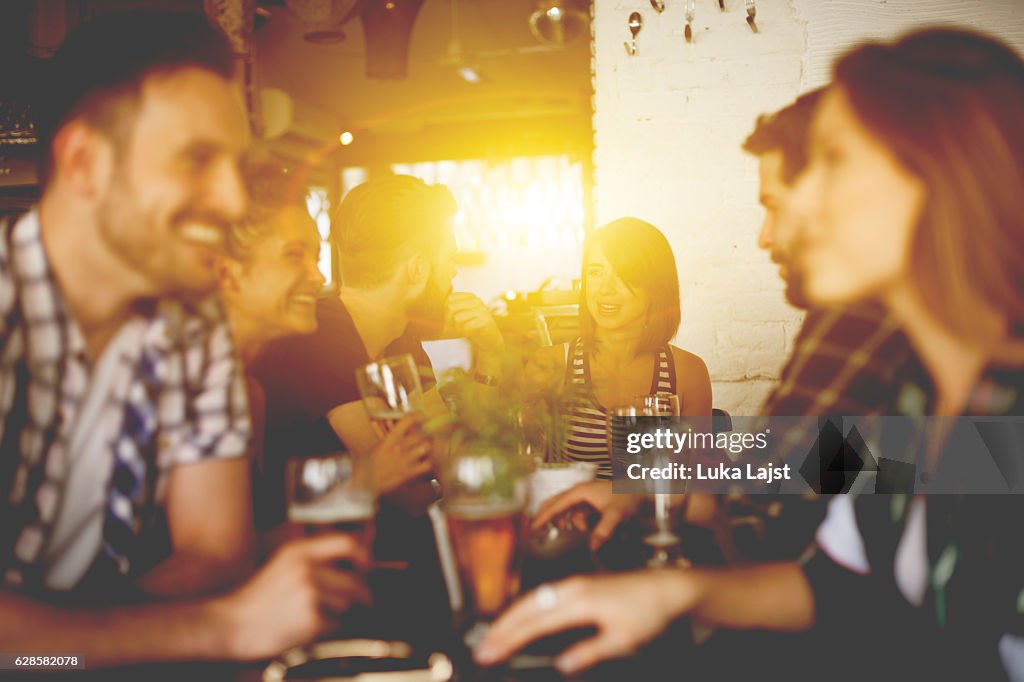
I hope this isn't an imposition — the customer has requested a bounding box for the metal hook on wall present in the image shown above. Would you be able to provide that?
[650,0,665,13]
[684,0,695,42]
[718,0,725,9]
[745,0,758,32]
[624,11,643,56]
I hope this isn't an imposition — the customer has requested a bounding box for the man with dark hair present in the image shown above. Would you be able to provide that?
[253,174,505,511]
[742,89,821,310]
[742,89,908,424]
[0,12,366,665]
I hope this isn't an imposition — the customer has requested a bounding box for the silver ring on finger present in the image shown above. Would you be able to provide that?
[535,584,558,612]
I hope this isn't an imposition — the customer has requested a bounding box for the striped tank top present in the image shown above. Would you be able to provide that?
[557,337,676,479]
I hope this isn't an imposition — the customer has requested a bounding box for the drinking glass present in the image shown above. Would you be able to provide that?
[287,453,378,639]
[628,394,686,568]
[633,393,680,419]
[356,354,424,432]
[358,353,443,499]
[286,453,376,551]
[441,446,530,646]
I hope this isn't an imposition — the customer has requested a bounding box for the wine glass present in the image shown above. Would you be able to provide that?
[632,394,680,419]
[631,394,687,568]
[356,354,424,432]
[441,446,530,647]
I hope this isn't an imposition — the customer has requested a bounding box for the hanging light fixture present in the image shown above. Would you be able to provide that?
[356,0,426,80]
[440,0,487,84]
[284,0,360,44]
[528,0,587,46]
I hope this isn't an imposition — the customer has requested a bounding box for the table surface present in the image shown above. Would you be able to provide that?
[29,514,812,681]
[38,623,821,682]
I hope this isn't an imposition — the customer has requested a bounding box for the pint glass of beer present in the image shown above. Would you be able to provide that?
[286,453,376,551]
[356,354,423,433]
[442,447,529,642]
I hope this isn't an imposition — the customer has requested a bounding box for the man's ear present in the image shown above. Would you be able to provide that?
[50,120,116,199]
[405,252,430,286]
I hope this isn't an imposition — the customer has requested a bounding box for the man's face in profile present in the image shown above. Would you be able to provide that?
[757,150,808,309]
[407,223,458,334]
[95,67,250,300]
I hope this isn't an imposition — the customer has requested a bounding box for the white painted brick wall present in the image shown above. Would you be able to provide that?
[593,0,1024,416]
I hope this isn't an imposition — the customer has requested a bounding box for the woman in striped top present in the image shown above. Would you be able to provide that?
[528,218,712,479]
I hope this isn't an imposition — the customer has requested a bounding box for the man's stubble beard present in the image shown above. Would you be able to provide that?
[96,171,158,291]
[96,171,218,302]
[776,241,810,310]
[783,269,810,310]
[405,275,451,339]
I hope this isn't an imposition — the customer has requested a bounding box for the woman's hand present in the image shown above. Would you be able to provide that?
[474,571,701,675]
[532,481,643,550]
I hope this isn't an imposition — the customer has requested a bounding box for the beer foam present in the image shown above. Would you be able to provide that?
[369,408,409,421]
[289,489,374,523]
[445,501,525,520]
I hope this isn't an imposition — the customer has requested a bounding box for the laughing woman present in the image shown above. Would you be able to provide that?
[218,165,325,374]
[529,218,712,480]
[478,30,1024,680]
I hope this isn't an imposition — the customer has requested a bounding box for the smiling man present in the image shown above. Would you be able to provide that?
[0,12,369,666]
[3,9,251,599]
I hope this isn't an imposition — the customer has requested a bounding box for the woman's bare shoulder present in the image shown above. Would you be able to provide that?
[669,345,710,376]
[669,345,713,415]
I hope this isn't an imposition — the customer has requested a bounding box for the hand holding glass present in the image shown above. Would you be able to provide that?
[356,354,424,433]
[287,453,376,551]
[442,448,529,645]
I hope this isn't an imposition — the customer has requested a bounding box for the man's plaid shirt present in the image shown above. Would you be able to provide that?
[765,302,908,419]
[721,303,911,560]
[0,210,251,591]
